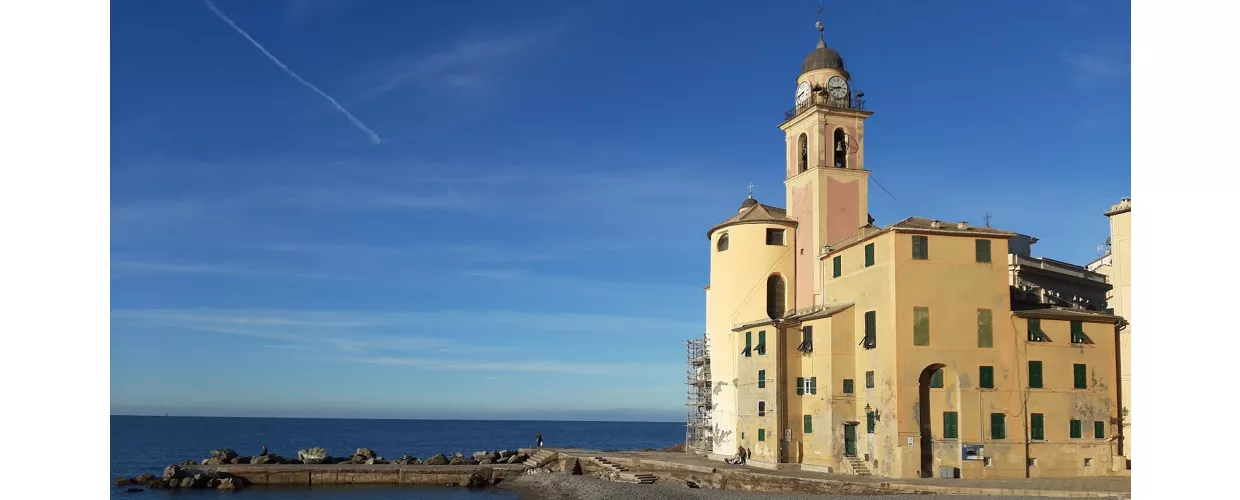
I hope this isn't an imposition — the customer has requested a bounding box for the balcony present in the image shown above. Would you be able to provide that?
[783,90,867,123]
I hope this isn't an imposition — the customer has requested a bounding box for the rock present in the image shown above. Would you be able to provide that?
[167,478,182,488]
[147,480,165,489]
[464,469,491,489]
[135,473,155,483]
[411,458,423,465]
[211,448,239,461]
[180,459,197,466]
[569,458,583,475]
[354,448,376,460]
[453,452,464,458]
[499,449,516,458]
[426,453,449,465]
[218,477,240,491]
[191,474,211,489]
[448,457,467,465]
[114,477,131,486]
[207,478,222,488]
[663,443,686,452]
[298,447,328,464]
[505,455,521,464]
[161,466,181,481]
[203,458,227,465]
[250,455,271,465]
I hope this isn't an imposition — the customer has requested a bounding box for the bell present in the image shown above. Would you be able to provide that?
[836,142,844,152]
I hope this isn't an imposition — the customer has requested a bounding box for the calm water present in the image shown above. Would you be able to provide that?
[111,415,682,499]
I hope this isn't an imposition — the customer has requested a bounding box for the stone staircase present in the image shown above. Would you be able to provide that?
[593,457,657,484]
[844,455,873,476]
[523,449,558,469]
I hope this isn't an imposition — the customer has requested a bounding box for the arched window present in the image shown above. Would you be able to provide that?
[717,233,729,252]
[767,274,786,319]
[798,133,808,172]
[833,128,848,168]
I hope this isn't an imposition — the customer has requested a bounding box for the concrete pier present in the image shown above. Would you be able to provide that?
[195,463,527,486]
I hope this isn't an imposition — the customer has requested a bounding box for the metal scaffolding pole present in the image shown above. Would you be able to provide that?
[684,334,712,454]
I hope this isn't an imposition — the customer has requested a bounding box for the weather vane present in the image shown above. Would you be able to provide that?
[816,2,825,41]
[984,212,992,228]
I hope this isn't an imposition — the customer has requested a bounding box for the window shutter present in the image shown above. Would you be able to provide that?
[758,370,765,389]
[1031,413,1044,440]
[913,307,930,346]
[912,235,926,259]
[796,377,804,395]
[1074,364,1087,389]
[865,371,874,388]
[810,376,818,395]
[1094,421,1105,439]
[978,309,993,348]
[866,411,876,433]
[990,413,1005,439]
[976,239,991,263]
[979,366,994,389]
[833,256,841,278]
[758,429,765,441]
[804,415,813,434]
[943,412,959,439]
[864,311,876,348]
[745,332,752,350]
[1070,419,1082,439]
[864,243,875,267]
[930,368,944,388]
[1029,361,1043,388]
[843,379,854,394]
[1071,321,1085,343]
[1027,318,1042,341]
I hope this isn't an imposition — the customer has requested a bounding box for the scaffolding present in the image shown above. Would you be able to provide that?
[685,334,712,454]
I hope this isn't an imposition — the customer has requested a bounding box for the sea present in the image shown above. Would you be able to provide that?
[111,415,683,499]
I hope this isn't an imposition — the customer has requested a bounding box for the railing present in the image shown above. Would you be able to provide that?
[783,90,867,122]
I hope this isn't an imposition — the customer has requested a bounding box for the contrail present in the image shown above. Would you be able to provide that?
[203,0,382,144]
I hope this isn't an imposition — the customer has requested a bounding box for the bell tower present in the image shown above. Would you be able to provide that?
[779,13,874,311]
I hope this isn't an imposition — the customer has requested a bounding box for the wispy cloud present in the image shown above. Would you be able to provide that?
[204,0,382,144]
[345,356,677,377]
[111,260,365,281]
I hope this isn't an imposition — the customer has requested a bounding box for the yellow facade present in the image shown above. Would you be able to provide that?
[704,33,1126,479]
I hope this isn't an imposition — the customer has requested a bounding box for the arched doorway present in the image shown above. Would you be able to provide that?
[917,363,946,478]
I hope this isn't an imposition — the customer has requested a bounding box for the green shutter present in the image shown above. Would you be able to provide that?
[913,307,930,346]
[864,310,876,348]
[1030,414,1044,440]
[1027,318,1043,342]
[796,377,804,395]
[975,239,991,263]
[990,413,1006,440]
[1028,361,1043,388]
[1074,364,1087,389]
[804,415,813,434]
[1071,321,1085,343]
[758,370,765,389]
[979,366,994,389]
[745,331,752,350]
[1094,421,1105,439]
[912,235,928,260]
[864,243,875,267]
[810,376,818,395]
[866,411,876,433]
[977,308,993,348]
[833,256,841,278]
[866,371,874,388]
[929,368,944,388]
[1070,419,1082,439]
[758,429,765,441]
[943,412,959,439]
[843,379,854,394]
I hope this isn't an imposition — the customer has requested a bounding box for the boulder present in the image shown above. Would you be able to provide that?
[505,455,522,464]
[464,469,491,489]
[250,455,271,465]
[298,447,328,464]
[191,474,210,488]
[411,458,424,465]
[663,443,686,452]
[210,448,239,461]
[499,449,516,458]
[207,478,222,488]
[354,448,376,460]
[203,458,227,465]
[218,477,241,491]
[425,454,449,465]
[162,466,182,481]
[135,473,155,483]
[113,477,131,486]
[147,480,166,489]
[453,452,464,458]
[448,457,467,465]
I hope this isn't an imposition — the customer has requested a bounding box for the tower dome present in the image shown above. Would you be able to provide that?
[800,39,849,79]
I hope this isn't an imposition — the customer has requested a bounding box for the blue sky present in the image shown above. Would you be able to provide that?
[110,0,1130,421]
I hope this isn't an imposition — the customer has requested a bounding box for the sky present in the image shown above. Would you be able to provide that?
[110,0,1131,421]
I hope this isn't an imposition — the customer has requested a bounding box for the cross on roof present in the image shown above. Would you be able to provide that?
[747,183,754,198]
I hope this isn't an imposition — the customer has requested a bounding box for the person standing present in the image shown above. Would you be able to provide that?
[536,432,543,448]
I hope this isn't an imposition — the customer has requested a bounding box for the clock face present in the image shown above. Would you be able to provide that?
[795,81,811,105]
[827,76,849,99]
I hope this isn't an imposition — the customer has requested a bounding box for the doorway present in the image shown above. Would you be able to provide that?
[844,423,858,457]
[918,363,947,478]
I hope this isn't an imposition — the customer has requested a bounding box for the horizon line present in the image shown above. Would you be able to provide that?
[110,413,684,424]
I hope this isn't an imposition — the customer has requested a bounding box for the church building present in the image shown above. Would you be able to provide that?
[701,28,1127,480]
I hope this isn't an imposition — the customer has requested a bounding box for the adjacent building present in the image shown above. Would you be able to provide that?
[700,30,1127,479]
[1086,198,1132,464]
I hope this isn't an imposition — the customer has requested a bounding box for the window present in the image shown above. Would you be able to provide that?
[929,368,944,388]
[843,379,854,394]
[1070,419,1083,439]
[758,428,766,441]
[757,330,767,355]
[943,412,959,439]
[766,275,785,319]
[798,133,808,172]
[798,325,814,353]
[1071,321,1086,344]
[833,128,847,168]
[744,331,752,357]
[758,369,765,389]
[1094,421,1105,439]
[1027,318,1047,342]
[975,239,991,263]
[717,233,729,252]
[766,228,785,246]
[1074,364,1087,389]
[804,415,813,434]
[862,310,876,349]
[979,366,994,389]
[990,413,1006,439]
[912,235,929,260]
[832,255,842,278]
[977,309,993,348]
[758,401,766,417]
[797,377,817,395]
[865,371,874,389]
[864,243,875,267]
[866,411,876,433]
[913,307,930,346]
[1028,361,1043,388]
[1030,413,1045,440]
